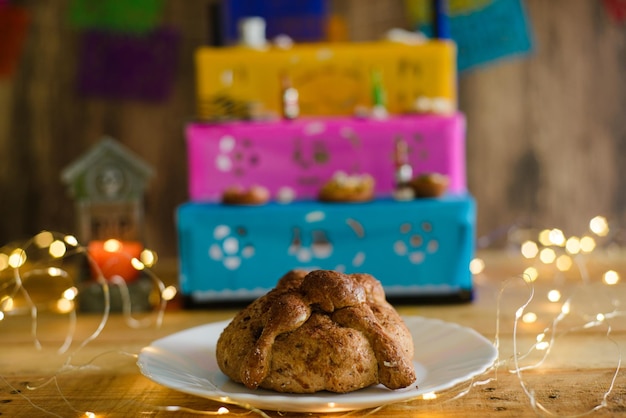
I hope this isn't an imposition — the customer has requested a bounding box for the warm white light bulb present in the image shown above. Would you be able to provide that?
[565,236,581,254]
[1,296,14,312]
[64,235,79,246]
[161,285,178,301]
[522,312,538,323]
[547,289,561,302]
[140,249,157,267]
[130,258,145,271]
[539,248,556,264]
[521,241,539,258]
[34,231,54,248]
[523,267,539,282]
[8,249,26,268]
[0,253,9,272]
[548,228,566,246]
[49,240,67,258]
[555,254,572,271]
[63,286,78,301]
[561,301,571,314]
[603,270,619,285]
[56,298,74,313]
[538,229,552,246]
[580,236,596,253]
[589,216,609,236]
[103,239,122,252]
[47,267,65,277]
[469,257,485,274]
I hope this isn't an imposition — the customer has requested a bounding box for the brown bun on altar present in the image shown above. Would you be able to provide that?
[318,172,375,203]
[221,185,270,205]
[409,173,449,198]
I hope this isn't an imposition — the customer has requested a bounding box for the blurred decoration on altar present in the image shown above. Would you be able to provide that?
[0,2,30,78]
[60,137,163,313]
[405,0,534,72]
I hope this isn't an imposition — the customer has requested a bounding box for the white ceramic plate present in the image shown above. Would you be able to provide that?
[137,316,497,413]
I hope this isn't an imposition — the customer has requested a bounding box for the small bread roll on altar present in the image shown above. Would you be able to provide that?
[318,172,375,203]
[221,185,270,205]
[409,173,449,198]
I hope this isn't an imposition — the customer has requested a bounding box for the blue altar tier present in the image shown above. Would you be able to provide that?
[177,194,476,304]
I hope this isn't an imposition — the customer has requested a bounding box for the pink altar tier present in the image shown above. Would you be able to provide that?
[187,113,466,202]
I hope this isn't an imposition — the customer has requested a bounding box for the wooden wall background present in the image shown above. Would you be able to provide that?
[1,0,625,258]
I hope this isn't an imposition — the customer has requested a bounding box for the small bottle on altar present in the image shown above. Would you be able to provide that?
[238,17,268,49]
[393,137,415,200]
[370,69,388,120]
[281,74,300,120]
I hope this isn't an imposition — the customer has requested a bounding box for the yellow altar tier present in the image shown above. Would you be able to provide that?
[195,40,457,119]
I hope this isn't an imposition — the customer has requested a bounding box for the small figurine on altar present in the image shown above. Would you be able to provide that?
[392,137,415,201]
[280,74,300,120]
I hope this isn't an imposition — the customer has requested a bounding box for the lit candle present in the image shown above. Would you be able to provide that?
[87,239,143,282]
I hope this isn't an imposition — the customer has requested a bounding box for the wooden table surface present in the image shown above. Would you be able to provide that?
[2,251,626,417]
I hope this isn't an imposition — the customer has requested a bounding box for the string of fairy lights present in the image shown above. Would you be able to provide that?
[469,214,624,416]
[0,218,624,416]
[0,230,178,367]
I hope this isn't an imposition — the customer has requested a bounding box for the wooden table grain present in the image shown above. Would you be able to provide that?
[2,252,626,417]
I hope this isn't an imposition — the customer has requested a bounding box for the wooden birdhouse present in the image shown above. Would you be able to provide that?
[62,137,156,311]
[61,136,154,245]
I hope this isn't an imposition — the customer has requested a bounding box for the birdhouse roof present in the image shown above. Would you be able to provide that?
[61,136,155,200]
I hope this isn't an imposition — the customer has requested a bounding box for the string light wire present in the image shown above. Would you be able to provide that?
[1,219,625,416]
[510,279,622,416]
[0,231,166,416]
[500,216,624,417]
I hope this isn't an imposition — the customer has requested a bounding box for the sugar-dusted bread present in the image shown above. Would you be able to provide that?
[216,269,416,393]
[318,172,375,203]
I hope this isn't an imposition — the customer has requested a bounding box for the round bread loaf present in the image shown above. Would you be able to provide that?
[318,172,375,203]
[409,173,449,198]
[216,270,416,393]
[221,185,270,205]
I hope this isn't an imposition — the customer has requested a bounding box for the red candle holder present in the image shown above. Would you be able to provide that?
[87,239,143,282]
